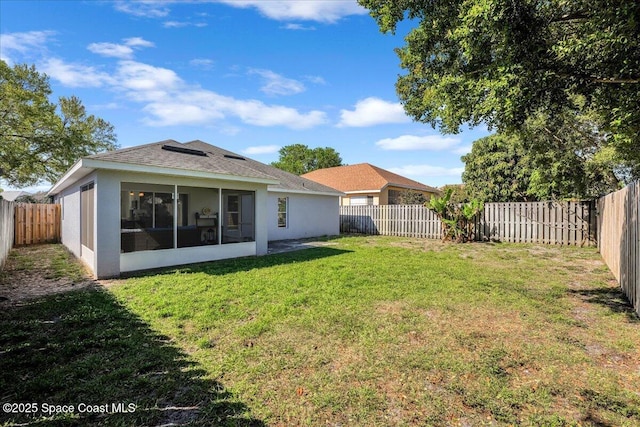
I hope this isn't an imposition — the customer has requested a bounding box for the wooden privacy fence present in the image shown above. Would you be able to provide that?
[14,203,61,246]
[0,199,15,269]
[597,181,639,317]
[340,201,596,246]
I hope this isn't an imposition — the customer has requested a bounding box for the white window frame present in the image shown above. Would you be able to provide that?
[277,197,288,228]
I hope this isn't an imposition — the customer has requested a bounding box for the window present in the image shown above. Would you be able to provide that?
[277,197,288,228]
[350,195,374,206]
[120,185,175,252]
[81,183,94,250]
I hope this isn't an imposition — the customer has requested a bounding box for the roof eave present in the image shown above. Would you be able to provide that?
[47,159,91,196]
[268,187,344,197]
[344,189,382,194]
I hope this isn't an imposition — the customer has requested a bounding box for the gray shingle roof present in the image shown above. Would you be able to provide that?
[87,139,276,182]
[184,140,343,195]
[86,139,342,195]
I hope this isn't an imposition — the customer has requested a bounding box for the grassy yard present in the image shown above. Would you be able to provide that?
[1,237,639,426]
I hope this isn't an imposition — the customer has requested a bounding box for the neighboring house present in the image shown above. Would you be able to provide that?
[302,163,440,206]
[48,140,342,278]
[0,191,29,201]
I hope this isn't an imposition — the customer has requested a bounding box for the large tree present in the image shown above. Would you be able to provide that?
[271,144,343,175]
[0,61,118,187]
[463,107,629,201]
[359,0,640,177]
[462,133,534,202]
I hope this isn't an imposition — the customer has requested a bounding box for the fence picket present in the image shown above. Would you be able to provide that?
[14,204,61,246]
[597,181,640,316]
[340,201,595,247]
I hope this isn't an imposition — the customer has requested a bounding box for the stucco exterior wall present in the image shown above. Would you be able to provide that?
[268,192,339,241]
[56,172,98,271]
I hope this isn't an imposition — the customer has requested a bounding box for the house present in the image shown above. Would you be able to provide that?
[0,190,29,201]
[48,140,343,278]
[302,163,440,206]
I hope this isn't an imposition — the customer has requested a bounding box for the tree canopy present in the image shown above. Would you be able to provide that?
[359,0,640,182]
[462,109,629,202]
[0,61,118,187]
[271,144,343,175]
[462,133,533,202]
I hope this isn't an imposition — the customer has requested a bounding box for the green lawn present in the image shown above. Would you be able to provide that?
[1,236,639,426]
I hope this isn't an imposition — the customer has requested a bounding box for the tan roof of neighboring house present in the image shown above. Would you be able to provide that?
[302,163,440,194]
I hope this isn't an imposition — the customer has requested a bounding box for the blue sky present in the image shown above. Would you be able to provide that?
[1,0,490,192]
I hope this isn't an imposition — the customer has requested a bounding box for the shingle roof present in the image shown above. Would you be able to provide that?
[301,163,440,193]
[87,139,277,181]
[184,140,342,195]
[82,139,341,195]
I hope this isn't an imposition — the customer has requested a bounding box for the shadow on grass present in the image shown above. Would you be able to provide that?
[123,246,352,278]
[0,287,265,426]
[567,287,640,323]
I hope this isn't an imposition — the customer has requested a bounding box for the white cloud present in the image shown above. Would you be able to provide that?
[376,135,460,151]
[163,21,207,28]
[388,165,465,178]
[249,68,305,96]
[87,37,154,59]
[0,30,55,63]
[123,37,155,48]
[91,102,120,110]
[189,58,215,69]
[43,56,327,129]
[114,1,170,18]
[338,97,410,127]
[215,0,367,23]
[281,23,316,31]
[242,145,281,155]
[87,42,134,59]
[453,144,472,155]
[142,102,225,126]
[41,58,113,88]
[114,60,182,100]
[113,1,365,23]
[304,75,326,85]
[226,98,327,128]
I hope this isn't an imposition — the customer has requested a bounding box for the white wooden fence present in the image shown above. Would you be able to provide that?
[340,201,596,246]
[0,199,15,270]
[597,181,639,316]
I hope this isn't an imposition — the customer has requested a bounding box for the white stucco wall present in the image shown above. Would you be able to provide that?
[56,172,98,273]
[267,192,340,241]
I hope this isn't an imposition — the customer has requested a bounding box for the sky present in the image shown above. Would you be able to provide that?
[1,0,490,193]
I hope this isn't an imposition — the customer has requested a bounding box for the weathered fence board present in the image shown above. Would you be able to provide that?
[340,201,596,246]
[1,199,15,270]
[597,181,640,317]
[14,203,61,246]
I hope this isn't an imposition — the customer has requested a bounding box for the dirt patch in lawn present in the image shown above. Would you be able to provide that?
[0,244,95,307]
